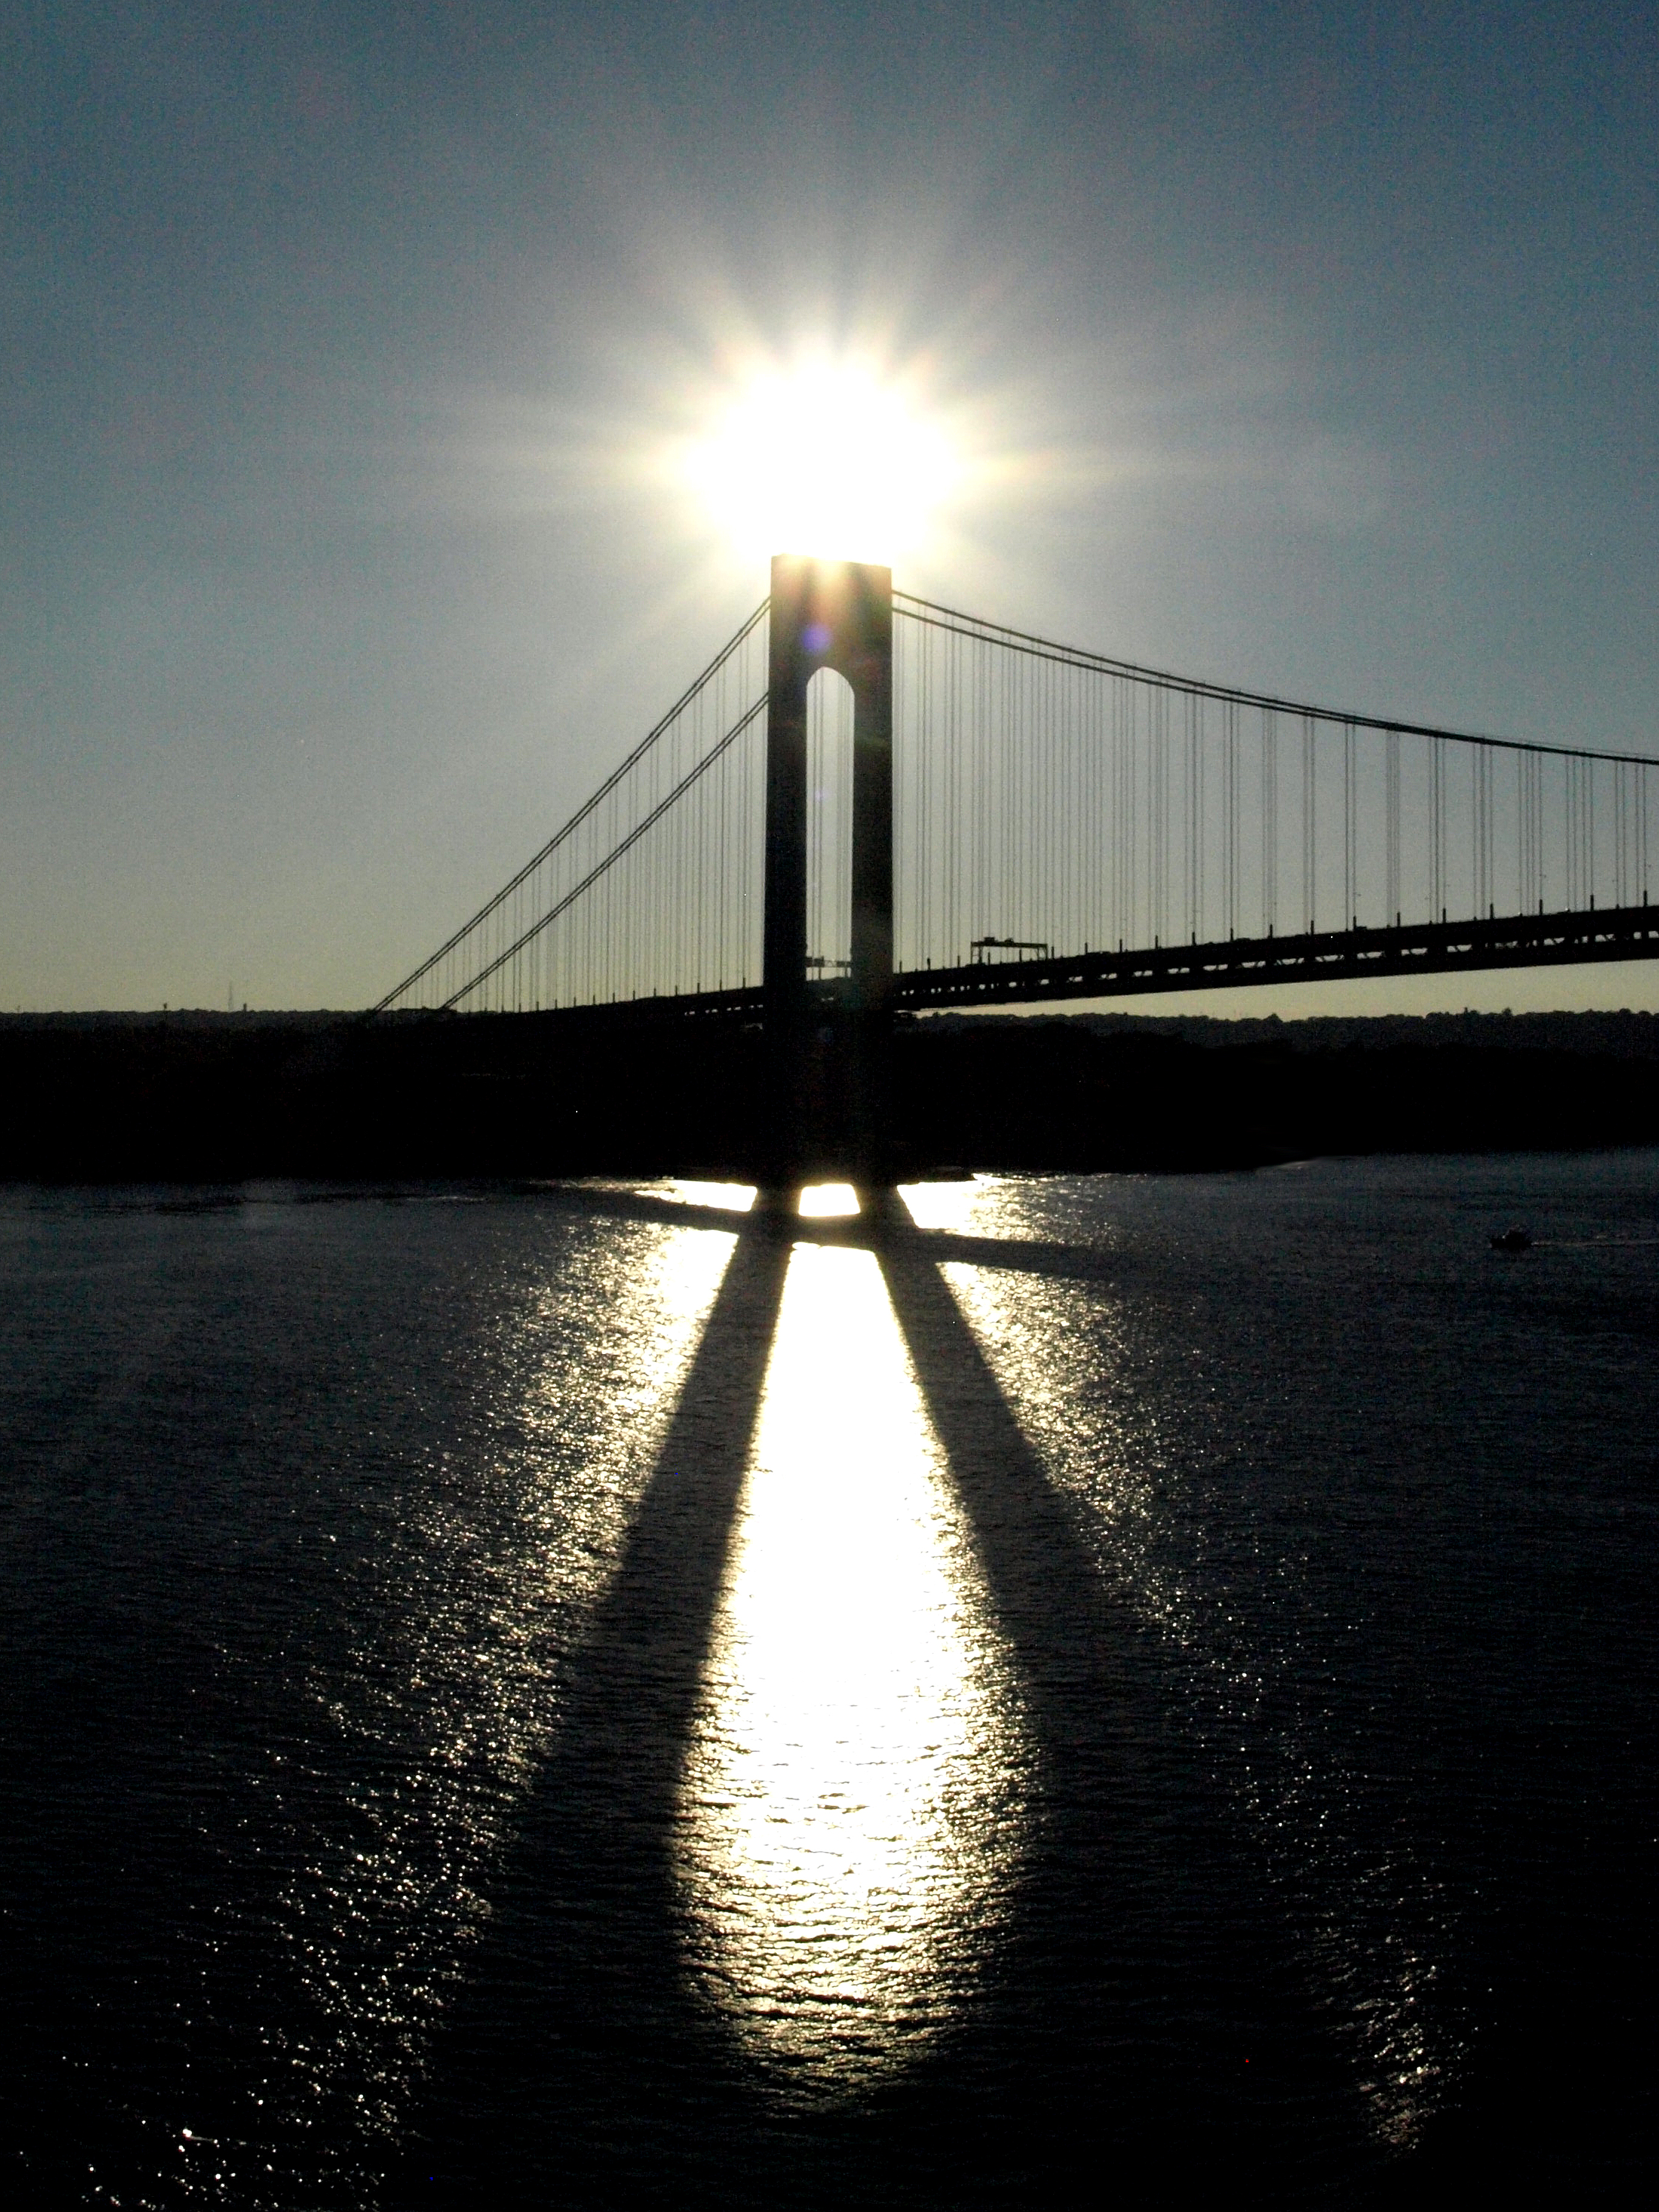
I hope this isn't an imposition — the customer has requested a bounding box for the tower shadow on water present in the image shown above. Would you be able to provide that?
[400,1190,1375,2208]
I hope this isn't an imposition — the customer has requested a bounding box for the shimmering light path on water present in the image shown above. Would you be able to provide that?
[677,1236,1027,2083]
[2,1158,1656,2205]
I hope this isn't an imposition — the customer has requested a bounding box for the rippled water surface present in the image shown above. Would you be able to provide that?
[3,1156,1656,2206]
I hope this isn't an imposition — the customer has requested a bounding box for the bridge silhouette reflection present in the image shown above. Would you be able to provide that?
[403,1185,1370,2207]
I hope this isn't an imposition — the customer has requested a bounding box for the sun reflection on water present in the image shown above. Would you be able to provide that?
[796,1181,860,1217]
[675,1238,1027,2085]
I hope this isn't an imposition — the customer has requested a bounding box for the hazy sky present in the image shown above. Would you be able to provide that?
[4,1,1656,1013]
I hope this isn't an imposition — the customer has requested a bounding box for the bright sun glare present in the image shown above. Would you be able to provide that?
[683,359,960,568]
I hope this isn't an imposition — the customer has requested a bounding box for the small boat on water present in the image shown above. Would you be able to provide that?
[1490,1225,1533,1252]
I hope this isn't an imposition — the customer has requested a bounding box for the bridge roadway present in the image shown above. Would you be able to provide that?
[476,899,1659,1031]
[383,901,1659,1037]
[893,900,1659,1012]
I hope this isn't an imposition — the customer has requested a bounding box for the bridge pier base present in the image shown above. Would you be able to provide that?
[752,1184,803,1220]
[852,1182,905,1224]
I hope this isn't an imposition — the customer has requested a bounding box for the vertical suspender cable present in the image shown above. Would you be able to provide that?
[1432,739,1446,922]
[1224,699,1239,937]
[1386,729,1401,923]
[1302,713,1316,932]
[1643,762,1651,907]
[1261,708,1278,935]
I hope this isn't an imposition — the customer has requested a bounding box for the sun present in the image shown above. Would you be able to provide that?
[682,357,962,568]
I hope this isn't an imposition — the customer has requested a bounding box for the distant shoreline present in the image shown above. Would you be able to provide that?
[6,1007,1659,1184]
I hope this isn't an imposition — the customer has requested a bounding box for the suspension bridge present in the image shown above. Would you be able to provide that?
[374,557,1659,1188]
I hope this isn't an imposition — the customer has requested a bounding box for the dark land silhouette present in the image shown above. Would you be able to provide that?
[6,1004,1659,1182]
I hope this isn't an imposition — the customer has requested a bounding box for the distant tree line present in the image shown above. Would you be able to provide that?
[5,1004,1659,1182]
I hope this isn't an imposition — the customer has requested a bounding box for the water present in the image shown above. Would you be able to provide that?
[2,1157,1656,2206]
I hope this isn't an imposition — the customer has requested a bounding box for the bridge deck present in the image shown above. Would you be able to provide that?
[893,902,1659,1011]
[382,902,1659,1032]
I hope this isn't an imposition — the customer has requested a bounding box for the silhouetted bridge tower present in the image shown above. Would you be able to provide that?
[760,557,896,1196]
[374,555,1659,1186]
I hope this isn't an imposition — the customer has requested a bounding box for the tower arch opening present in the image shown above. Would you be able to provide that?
[806,666,856,986]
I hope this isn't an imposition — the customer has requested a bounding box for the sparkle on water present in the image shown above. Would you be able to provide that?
[273,1213,743,2167]
[17,1157,1651,2199]
[675,1235,1026,2083]
[795,1181,860,1218]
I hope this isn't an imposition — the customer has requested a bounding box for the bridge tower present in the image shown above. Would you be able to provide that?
[761,554,894,1202]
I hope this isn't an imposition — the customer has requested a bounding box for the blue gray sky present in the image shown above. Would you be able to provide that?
[4,1,1655,1012]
